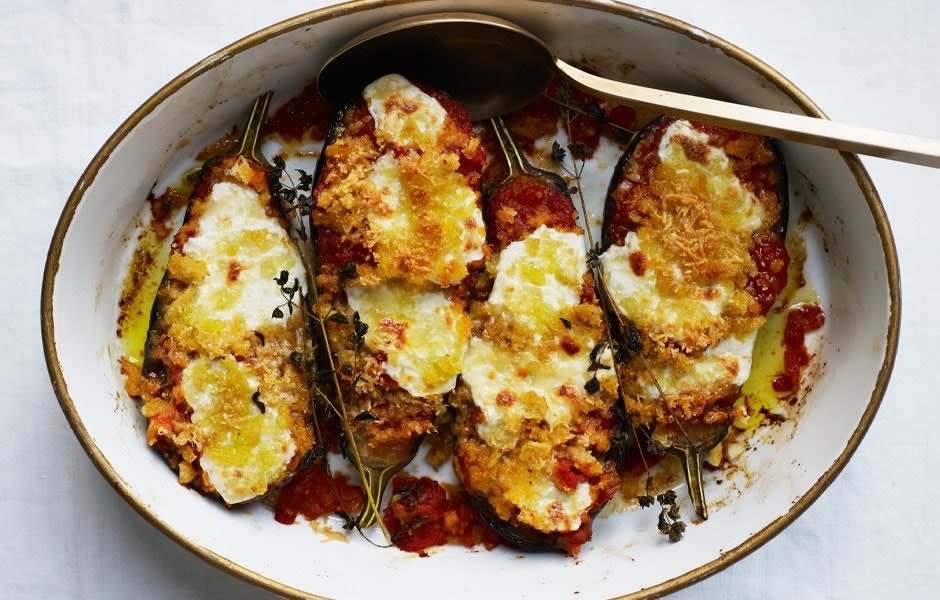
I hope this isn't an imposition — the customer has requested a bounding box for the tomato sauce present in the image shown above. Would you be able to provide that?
[772,303,825,393]
[484,175,578,249]
[748,234,790,314]
[383,474,500,555]
[273,462,365,525]
[263,79,335,142]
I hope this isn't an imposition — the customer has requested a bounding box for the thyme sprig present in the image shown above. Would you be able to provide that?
[638,487,686,543]
[544,82,636,140]
[271,270,301,319]
[269,155,392,544]
[551,103,689,540]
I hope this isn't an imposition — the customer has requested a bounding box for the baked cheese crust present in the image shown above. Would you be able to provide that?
[453,174,621,553]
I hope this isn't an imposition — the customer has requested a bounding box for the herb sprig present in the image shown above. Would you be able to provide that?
[638,487,686,543]
[269,155,392,543]
[549,89,688,540]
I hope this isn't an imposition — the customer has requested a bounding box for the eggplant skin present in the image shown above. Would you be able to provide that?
[132,154,315,505]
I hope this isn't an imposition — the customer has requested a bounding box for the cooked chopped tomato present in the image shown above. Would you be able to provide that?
[444,490,502,550]
[274,462,365,525]
[383,475,448,555]
[383,474,501,555]
[553,458,585,493]
[772,303,825,393]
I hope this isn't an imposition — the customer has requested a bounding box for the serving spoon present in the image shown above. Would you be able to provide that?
[318,11,940,168]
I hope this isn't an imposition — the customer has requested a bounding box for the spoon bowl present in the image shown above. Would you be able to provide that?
[318,13,552,121]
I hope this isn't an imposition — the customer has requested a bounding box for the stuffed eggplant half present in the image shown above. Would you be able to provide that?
[600,116,789,433]
[451,169,623,556]
[134,96,315,505]
[310,74,487,523]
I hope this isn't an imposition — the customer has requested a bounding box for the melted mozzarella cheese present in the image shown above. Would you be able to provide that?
[365,148,485,278]
[365,73,447,148]
[178,180,304,334]
[640,331,758,399]
[345,282,471,397]
[601,232,731,342]
[182,356,296,505]
[487,226,585,331]
[658,119,767,231]
[509,480,593,534]
[357,74,485,286]
[463,227,595,448]
[463,336,587,448]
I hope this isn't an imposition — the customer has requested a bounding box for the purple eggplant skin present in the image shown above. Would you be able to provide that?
[601,116,788,253]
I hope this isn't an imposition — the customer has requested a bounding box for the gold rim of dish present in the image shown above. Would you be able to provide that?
[40,1,901,598]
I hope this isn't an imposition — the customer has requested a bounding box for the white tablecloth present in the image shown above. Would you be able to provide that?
[5,1,938,597]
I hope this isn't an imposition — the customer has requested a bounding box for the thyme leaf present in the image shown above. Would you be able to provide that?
[584,375,601,394]
[251,390,266,414]
[351,311,368,348]
[338,262,359,285]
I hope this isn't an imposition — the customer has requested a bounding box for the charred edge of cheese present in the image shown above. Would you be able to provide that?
[316,73,485,288]
[153,157,310,504]
[461,225,615,533]
[345,281,472,397]
[601,119,776,422]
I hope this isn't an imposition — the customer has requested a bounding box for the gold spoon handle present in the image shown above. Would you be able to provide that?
[489,116,531,179]
[557,60,940,168]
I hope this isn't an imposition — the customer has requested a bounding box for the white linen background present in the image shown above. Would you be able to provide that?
[4,0,937,598]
